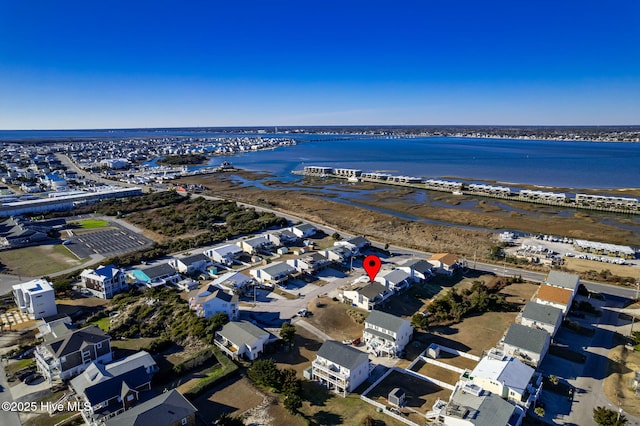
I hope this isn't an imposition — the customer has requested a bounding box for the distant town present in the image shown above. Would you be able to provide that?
[0,131,638,426]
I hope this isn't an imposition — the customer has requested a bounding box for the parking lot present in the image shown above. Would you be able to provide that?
[65,225,153,258]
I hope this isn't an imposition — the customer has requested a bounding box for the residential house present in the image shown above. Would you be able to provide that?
[428,253,463,276]
[440,385,525,426]
[250,261,297,287]
[375,268,412,293]
[545,270,580,293]
[286,252,331,274]
[290,223,318,238]
[310,340,370,397]
[363,310,413,357]
[35,325,112,382]
[188,285,239,320]
[237,236,272,255]
[211,271,253,295]
[340,282,390,311]
[72,356,157,426]
[169,253,211,275]
[80,265,127,299]
[502,323,551,367]
[215,321,271,360]
[267,229,299,246]
[12,278,57,319]
[204,244,243,266]
[520,302,563,336]
[103,389,197,426]
[320,246,355,266]
[462,348,541,407]
[397,259,433,282]
[129,263,181,288]
[334,236,370,256]
[534,284,574,315]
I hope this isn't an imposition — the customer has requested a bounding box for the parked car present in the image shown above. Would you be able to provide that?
[297,308,309,317]
[23,373,42,384]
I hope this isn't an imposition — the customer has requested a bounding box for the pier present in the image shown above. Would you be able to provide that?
[296,166,640,215]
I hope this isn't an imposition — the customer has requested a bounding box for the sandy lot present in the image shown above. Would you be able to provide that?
[303,297,366,342]
[603,345,640,418]
[410,359,462,385]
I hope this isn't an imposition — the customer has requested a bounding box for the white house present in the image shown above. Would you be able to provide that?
[340,282,391,311]
[375,269,412,293]
[290,223,318,238]
[463,348,541,407]
[534,284,574,315]
[320,246,355,265]
[188,285,239,320]
[170,253,211,275]
[205,244,243,266]
[502,323,551,367]
[520,301,563,336]
[545,270,580,293]
[311,340,370,397]
[215,321,271,360]
[286,252,331,274]
[397,259,433,282]
[80,264,127,299]
[250,261,297,286]
[334,236,370,256]
[12,278,57,319]
[211,271,253,295]
[363,310,413,357]
[441,385,525,426]
[267,230,298,246]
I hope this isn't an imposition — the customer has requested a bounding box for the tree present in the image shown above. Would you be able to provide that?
[283,392,302,413]
[280,322,296,349]
[248,359,282,390]
[331,232,342,241]
[534,407,545,417]
[360,415,376,426]
[411,313,429,331]
[281,368,301,395]
[593,406,627,426]
[216,413,245,426]
[548,375,559,385]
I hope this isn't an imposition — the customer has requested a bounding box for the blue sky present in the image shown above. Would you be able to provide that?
[1,1,639,129]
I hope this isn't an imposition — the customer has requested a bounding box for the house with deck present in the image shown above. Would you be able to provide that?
[375,268,412,293]
[35,325,112,382]
[310,340,370,397]
[340,282,391,311]
[237,236,273,255]
[215,321,271,360]
[188,285,239,320]
[80,265,127,299]
[428,253,463,276]
[363,310,413,357]
[250,261,296,287]
[287,252,331,274]
[397,258,434,282]
[520,301,563,336]
[211,271,253,295]
[130,263,181,288]
[501,323,550,367]
[103,389,197,426]
[290,223,318,238]
[170,253,211,275]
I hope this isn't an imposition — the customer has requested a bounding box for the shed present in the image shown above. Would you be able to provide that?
[427,343,440,359]
[388,387,406,407]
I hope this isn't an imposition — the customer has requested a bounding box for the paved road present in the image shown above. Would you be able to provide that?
[0,363,21,426]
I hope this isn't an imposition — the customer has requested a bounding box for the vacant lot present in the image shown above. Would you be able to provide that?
[431,350,479,371]
[410,359,461,386]
[564,257,639,279]
[365,369,451,421]
[0,244,85,276]
[69,218,110,229]
[304,297,366,342]
[271,326,323,375]
[192,376,264,420]
[603,345,640,418]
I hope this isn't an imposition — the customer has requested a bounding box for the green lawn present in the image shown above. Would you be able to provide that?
[70,219,109,229]
[0,244,84,276]
[91,317,111,332]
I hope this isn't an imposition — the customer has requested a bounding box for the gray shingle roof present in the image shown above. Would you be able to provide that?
[381,269,411,284]
[84,366,150,405]
[545,270,579,290]
[347,236,370,247]
[317,340,369,371]
[217,321,269,348]
[47,325,110,357]
[358,282,387,299]
[260,261,296,276]
[142,263,176,279]
[400,259,432,274]
[521,301,563,326]
[448,389,519,426]
[104,389,196,426]
[503,323,550,355]
[365,310,409,334]
[179,253,208,266]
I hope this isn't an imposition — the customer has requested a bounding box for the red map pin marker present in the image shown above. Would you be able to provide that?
[363,255,382,282]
